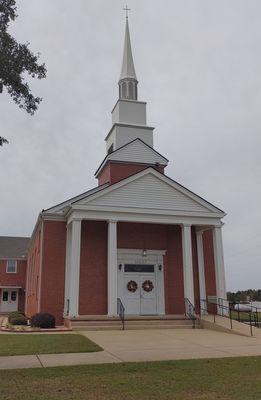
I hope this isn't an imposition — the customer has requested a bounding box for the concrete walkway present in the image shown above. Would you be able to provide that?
[82,328,261,363]
[1,328,261,369]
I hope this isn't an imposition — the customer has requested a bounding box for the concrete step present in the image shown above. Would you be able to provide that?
[70,318,199,331]
[71,319,192,326]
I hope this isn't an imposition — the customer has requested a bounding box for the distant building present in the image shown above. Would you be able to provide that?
[0,236,29,313]
[0,18,226,325]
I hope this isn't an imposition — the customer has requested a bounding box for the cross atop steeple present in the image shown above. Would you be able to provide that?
[123,5,131,19]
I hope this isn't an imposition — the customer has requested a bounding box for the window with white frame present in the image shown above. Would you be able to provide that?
[6,260,17,273]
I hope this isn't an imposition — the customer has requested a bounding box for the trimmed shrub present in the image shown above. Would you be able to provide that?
[31,313,55,329]
[9,314,28,325]
[8,311,25,323]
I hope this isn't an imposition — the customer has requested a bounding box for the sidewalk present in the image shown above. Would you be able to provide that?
[1,328,261,369]
[0,351,120,369]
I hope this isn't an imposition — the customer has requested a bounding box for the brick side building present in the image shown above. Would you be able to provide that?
[0,237,29,313]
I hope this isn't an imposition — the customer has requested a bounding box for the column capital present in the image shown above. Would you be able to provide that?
[181,223,192,228]
[67,218,82,227]
[107,219,118,224]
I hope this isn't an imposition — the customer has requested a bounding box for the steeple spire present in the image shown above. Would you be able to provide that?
[119,13,138,100]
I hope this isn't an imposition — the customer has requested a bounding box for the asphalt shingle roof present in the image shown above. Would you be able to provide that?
[0,236,30,259]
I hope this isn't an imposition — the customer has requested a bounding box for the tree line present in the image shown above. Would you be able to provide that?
[227,289,261,303]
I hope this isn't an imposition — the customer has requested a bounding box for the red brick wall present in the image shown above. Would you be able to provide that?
[79,220,107,315]
[98,162,165,185]
[164,225,185,314]
[98,163,111,185]
[26,223,42,317]
[203,229,217,297]
[40,220,66,325]
[0,259,27,312]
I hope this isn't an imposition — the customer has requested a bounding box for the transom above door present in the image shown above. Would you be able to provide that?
[117,249,166,316]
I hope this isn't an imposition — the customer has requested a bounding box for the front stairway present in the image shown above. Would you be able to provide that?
[64,315,200,331]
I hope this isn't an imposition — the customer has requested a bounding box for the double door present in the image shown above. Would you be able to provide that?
[124,272,157,315]
[1,289,18,312]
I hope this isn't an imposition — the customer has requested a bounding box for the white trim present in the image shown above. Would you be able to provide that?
[68,209,222,228]
[6,260,17,274]
[111,99,147,114]
[71,205,223,219]
[0,286,22,289]
[118,249,166,256]
[105,122,155,142]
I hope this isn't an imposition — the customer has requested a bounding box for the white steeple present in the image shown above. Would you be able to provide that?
[118,16,138,100]
[104,11,155,154]
[120,18,137,81]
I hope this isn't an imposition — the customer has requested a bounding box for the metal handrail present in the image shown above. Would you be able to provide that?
[117,298,125,330]
[200,298,258,336]
[184,298,196,329]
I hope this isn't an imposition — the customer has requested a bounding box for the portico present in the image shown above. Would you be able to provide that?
[63,201,225,319]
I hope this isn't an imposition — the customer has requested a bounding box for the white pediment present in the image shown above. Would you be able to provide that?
[77,169,224,216]
[108,139,168,165]
[95,139,168,177]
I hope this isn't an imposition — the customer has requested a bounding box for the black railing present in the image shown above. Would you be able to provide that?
[117,298,125,330]
[184,298,196,329]
[200,298,261,337]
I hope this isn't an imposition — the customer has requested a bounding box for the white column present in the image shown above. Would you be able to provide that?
[68,219,82,317]
[196,230,207,314]
[181,224,195,306]
[213,226,226,300]
[107,220,118,316]
[64,223,72,315]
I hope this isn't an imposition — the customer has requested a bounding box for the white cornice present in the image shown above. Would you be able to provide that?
[105,123,155,142]
[67,209,222,227]
[111,99,147,114]
[70,204,223,219]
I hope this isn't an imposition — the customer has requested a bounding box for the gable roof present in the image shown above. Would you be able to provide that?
[0,236,30,259]
[75,167,225,217]
[42,183,109,215]
[95,138,168,177]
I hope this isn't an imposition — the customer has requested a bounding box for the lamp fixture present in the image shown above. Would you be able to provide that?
[118,264,122,271]
[142,249,147,257]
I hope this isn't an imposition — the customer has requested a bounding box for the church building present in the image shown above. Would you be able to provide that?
[22,18,226,326]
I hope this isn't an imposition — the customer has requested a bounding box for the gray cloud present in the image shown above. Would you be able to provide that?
[1,0,260,291]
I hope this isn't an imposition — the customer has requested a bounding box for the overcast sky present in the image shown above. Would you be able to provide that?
[1,0,260,291]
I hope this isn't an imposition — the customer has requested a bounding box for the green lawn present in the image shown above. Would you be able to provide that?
[231,311,261,323]
[0,334,102,356]
[1,357,261,399]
